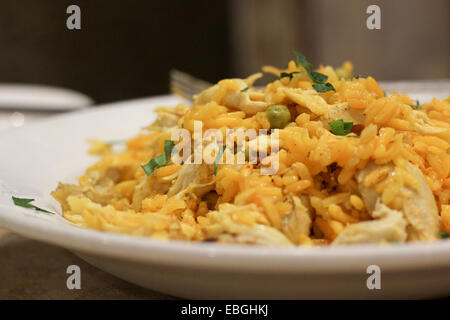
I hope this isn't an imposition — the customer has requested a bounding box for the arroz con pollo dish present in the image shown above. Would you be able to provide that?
[52,52,450,246]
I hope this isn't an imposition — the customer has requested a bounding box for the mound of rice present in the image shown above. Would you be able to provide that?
[52,55,450,246]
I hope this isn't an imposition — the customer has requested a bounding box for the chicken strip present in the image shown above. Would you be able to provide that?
[357,162,440,241]
[193,74,268,115]
[281,195,312,244]
[333,201,407,245]
[204,205,293,246]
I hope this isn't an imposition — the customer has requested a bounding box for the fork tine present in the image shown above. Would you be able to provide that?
[171,79,209,96]
[170,74,210,96]
[171,80,204,98]
[170,82,198,101]
[170,69,212,89]
[169,69,212,101]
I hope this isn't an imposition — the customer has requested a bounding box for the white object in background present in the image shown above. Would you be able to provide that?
[0,84,94,133]
[380,79,450,102]
[0,84,93,111]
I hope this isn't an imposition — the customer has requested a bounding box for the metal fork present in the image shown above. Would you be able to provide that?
[169,69,212,102]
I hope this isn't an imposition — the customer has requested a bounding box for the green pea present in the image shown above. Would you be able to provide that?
[266,105,291,129]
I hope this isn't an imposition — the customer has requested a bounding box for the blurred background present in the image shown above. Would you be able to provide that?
[0,0,448,104]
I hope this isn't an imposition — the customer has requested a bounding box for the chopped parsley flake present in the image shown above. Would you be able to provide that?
[328,119,354,136]
[141,140,175,176]
[293,50,335,93]
[293,51,312,70]
[164,140,175,159]
[437,231,449,239]
[280,72,300,81]
[309,71,328,84]
[12,196,55,215]
[312,82,336,92]
[410,100,421,109]
[214,145,226,176]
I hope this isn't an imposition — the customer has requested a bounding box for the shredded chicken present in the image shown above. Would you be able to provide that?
[281,195,312,244]
[167,163,214,198]
[147,105,189,131]
[411,109,449,135]
[333,201,408,244]
[323,102,365,126]
[204,206,293,246]
[283,89,329,116]
[194,74,268,115]
[356,162,440,241]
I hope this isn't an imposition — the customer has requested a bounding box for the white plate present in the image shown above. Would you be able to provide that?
[0,91,449,299]
[0,84,93,111]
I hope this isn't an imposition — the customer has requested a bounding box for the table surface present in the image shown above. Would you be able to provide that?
[0,108,174,299]
[0,227,173,299]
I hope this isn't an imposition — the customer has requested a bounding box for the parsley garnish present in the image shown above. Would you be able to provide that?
[437,231,449,239]
[141,154,166,176]
[409,100,420,109]
[312,83,336,93]
[214,145,226,176]
[328,119,354,136]
[164,140,175,159]
[141,140,175,176]
[355,75,361,79]
[293,51,335,93]
[12,196,55,215]
[280,71,300,81]
[309,71,328,84]
[240,86,250,92]
[293,51,312,70]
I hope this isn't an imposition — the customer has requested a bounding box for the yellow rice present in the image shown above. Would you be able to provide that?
[52,58,450,246]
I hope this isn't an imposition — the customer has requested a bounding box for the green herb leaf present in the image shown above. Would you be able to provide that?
[141,140,175,176]
[164,140,175,160]
[437,231,450,239]
[293,51,312,70]
[293,51,335,93]
[12,196,55,215]
[240,86,250,92]
[280,72,300,81]
[312,83,336,93]
[293,51,327,82]
[328,119,354,136]
[409,100,421,109]
[343,121,354,134]
[214,145,226,176]
[141,154,166,176]
[181,122,184,128]
[355,75,361,79]
[309,71,328,83]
